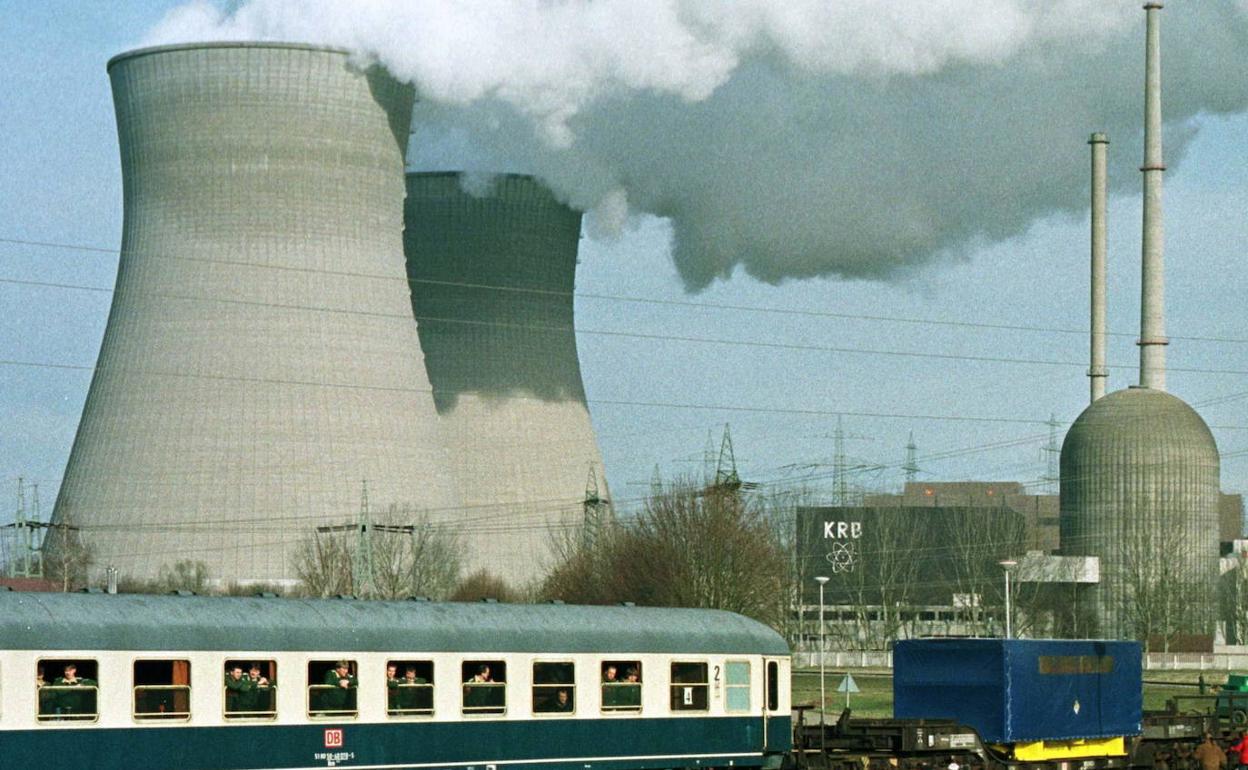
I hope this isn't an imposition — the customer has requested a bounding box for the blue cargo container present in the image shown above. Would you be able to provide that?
[893,639,1142,743]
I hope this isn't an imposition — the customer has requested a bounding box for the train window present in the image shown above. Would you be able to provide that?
[133,659,191,721]
[37,659,98,723]
[532,662,575,715]
[601,660,641,712]
[669,662,709,712]
[462,661,506,715]
[223,659,277,720]
[767,661,780,711]
[387,660,434,717]
[308,660,358,719]
[725,661,750,712]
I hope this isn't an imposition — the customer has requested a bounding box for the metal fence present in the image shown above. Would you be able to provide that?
[793,650,1248,671]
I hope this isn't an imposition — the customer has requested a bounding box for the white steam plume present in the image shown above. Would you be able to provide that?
[144,1,1248,288]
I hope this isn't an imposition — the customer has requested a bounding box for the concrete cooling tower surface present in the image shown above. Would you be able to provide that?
[52,43,457,583]
[405,173,608,586]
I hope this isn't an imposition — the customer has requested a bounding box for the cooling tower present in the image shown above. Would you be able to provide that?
[404,173,608,586]
[51,43,457,583]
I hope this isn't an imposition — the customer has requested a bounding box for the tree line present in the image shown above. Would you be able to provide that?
[26,478,1233,650]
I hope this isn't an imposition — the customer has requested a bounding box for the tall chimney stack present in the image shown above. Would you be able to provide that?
[1089,132,1109,403]
[1138,2,1168,390]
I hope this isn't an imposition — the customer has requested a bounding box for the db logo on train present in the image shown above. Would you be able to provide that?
[324,729,345,748]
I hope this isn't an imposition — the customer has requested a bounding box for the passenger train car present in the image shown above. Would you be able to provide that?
[0,591,791,770]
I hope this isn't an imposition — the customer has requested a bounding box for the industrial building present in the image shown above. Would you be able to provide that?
[51,43,459,583]
[864,481,1060,553]
[404,172,607,584]
[1058,3,1223,642]
[50,43,610,588]
[797,484,1242,647]
[795,491,1090,647]
[796,502,1028,606]
[799,5,1238,649]
[45,5,1233,610]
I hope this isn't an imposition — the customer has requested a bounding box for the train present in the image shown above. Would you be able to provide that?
[0,589,1233,770]
[0,590,792,770]
[790,639,1236,770]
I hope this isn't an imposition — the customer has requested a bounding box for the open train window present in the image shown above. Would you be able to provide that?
[308,660,358,719]
[533,662,575,715]
[224,659,277,720]
[601,660,641,712]
[38,659,98,723]
[670,662,708,712]
[461,660,505,715]
[387,660,434,717]
[767,661,780,712]
[134,659,191,721]
[725,661,751,712]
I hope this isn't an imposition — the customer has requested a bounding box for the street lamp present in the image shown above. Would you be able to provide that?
[999,559,1018,639]
[815,576,830,717]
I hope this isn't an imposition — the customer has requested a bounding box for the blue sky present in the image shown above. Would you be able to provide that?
[2,1,1247,524]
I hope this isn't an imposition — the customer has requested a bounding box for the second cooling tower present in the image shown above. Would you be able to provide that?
[405,173,608,585]
[52,44,457,582]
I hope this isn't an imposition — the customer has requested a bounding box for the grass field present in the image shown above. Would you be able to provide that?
[792,668,1220,718]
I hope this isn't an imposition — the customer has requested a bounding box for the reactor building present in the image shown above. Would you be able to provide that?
[1059,4,1221,640]
[52,43,460,583]
[404,173,608,584]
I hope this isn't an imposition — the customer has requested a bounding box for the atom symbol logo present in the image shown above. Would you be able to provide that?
[825,542,857,573]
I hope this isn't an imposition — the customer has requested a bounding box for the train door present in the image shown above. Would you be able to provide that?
[762,658,786,751]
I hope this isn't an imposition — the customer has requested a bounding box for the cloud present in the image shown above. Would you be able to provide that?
[143,1,1248,288]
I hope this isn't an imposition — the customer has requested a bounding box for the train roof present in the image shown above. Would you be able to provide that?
[0,592,789,655]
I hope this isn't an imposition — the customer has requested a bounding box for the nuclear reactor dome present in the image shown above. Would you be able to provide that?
[1060,386,1220,639]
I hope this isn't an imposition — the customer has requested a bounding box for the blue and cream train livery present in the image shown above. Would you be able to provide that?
[0,591,791,770]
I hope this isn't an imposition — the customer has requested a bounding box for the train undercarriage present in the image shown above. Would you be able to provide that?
[788,706,1216,770]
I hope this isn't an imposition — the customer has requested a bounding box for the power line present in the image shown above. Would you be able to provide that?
[56,436,1248,540]
[7,232,1248,538]
[0,358,1068,426]
[5,234,1248,346]
[8,280,1248,378]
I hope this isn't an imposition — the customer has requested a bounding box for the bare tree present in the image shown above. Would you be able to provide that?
[43,516,94,592]
[1007,552,1092,639]
[941,508,1031,637]
[450,570,521,603]
[294,507,461,600]
[830,507,924,650]
[761,486,815,647]
[1116,516,1209,649]
[221,581,290,597]
[294,527,355,597]
[1221,551,1248,645]
[542,476,787,627]
[403,512,462,600]
[158,560,211,593]
[113,559,213,595]
[541,517,620,606]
